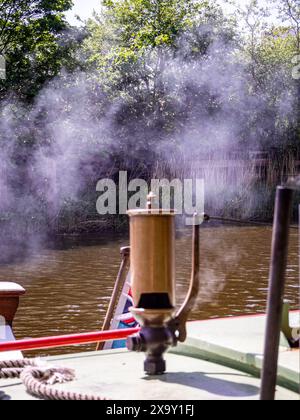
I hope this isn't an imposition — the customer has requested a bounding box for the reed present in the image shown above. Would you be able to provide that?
[0,151,298,251]
[152,151,299,222]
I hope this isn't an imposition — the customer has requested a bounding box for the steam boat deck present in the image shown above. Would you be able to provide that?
[1,314,299,400]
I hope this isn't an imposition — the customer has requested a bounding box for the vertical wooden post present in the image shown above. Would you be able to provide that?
[260,187,294,400]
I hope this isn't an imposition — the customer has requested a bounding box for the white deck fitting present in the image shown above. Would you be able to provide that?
[0,318,23,361]
[0,283,25,294]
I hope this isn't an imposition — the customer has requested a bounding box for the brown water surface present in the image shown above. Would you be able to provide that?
[0,226,298,356]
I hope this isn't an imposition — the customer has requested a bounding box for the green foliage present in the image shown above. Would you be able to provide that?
[259,28,296,64]
[102,0,205,48]
[84,1,222,85]
[275,0,300,51]
[0,0,76,99]
[0,0,299,236]
[82,0,236,143]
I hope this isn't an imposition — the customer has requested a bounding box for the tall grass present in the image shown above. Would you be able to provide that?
[152,151,299,222]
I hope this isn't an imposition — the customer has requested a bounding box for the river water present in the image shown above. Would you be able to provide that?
[0,226,298,355]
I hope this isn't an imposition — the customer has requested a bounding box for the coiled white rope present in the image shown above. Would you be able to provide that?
[0,359,108,400]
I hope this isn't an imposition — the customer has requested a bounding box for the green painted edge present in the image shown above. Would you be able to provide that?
[170,338,300,394]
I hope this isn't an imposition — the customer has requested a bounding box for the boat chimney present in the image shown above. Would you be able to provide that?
[126,193,202,375]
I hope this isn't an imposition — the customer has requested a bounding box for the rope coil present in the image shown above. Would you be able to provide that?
[0,359,108,400]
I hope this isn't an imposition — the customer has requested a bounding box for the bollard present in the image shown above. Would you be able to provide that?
[260,186,294,400]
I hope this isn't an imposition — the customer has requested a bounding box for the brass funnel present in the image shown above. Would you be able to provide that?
[126,193,201,375]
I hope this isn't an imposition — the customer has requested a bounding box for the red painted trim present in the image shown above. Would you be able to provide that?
[1,312,299,353]
[0,327,140,353]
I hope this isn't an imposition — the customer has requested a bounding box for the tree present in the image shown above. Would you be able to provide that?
[275,0,300,51]
[83,0,235,147]
[0,0,74,54]
[229,0,299,152]
[84,1,225,88]
[0,0,77,99]
[274,0,300,150]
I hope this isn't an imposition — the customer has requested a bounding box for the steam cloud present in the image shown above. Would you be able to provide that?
[0,25,297,262]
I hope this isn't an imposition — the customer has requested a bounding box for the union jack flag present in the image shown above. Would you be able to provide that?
[103,272,139,350]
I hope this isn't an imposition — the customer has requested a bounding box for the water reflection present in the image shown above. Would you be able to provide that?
[0,227,298,356]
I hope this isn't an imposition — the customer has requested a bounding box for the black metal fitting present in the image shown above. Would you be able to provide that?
[126,325,178,375]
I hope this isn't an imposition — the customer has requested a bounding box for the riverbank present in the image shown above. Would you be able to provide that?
[0,171,299,265]
[1,211,299,266]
